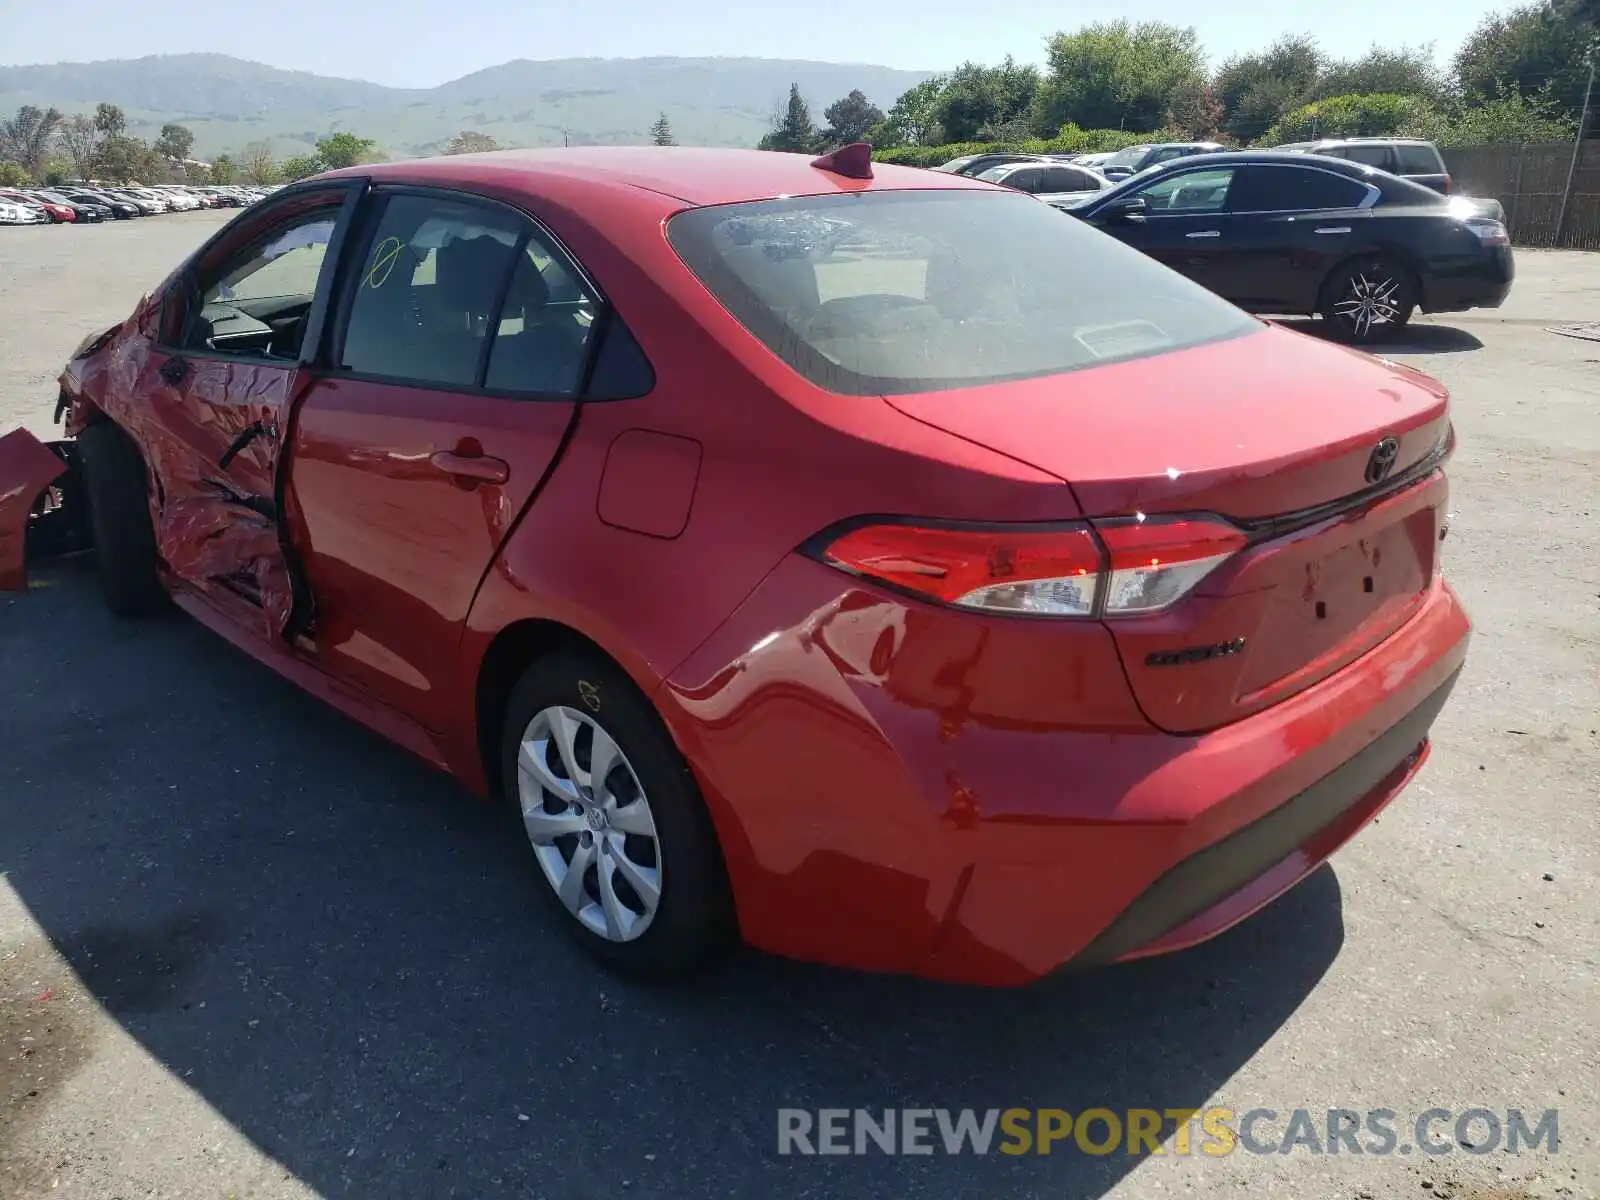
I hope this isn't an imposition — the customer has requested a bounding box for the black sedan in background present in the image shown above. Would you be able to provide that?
[1063,151,1514,343]
[58,189,142,219]
[32,189,110,222]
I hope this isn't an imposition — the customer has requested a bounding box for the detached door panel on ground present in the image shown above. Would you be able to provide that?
[285,188,595,730]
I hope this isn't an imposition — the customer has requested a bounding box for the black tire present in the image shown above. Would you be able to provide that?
[500,652,736,979]
[77,419,167,616]
[1319,256,1417,345]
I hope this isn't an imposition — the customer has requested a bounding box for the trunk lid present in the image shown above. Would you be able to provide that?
[885,323,1453,733]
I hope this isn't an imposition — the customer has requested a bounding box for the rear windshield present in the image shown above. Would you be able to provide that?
[1376,174,1450,206]
[665,190,1258,396]
[1105,146,1152,169]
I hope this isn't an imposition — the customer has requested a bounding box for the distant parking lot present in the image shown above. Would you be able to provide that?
[1,214,1596,1200]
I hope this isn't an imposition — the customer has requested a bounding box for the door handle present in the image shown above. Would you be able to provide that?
[1185,230,1221,239]
[1314,226,1352,234]
[430,451,509,485]
[159,356,189,384]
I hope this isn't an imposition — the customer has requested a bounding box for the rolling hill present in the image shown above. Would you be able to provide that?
[0,54,936,160]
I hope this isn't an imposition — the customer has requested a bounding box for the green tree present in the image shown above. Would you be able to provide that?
[820,89,885,145]
[0,162,30,187]
[1408,90,1578,142]
[95,134,158,181]
[1266,92,1430,142]
[315,132,377,169]
[444,130,500,154]
[93,102,126,138]
[875,76,947,147]
[94,135,133,180]
[1454,2,1596,130]
[758,83,820,152]
[1213,35,1324,143]
[154,123,195,162]
[278,154,325,181]
[648,112,676,145]
[55,114,100,181]
[1165,78,1226,139]
[210,153,238,184]
[934,58,1039,141]
[1,106,64,175]
[1034,20,1208,134]
[1317,45,1446,102]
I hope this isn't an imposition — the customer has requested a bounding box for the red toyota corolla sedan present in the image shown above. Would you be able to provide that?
[9,144,1470,985]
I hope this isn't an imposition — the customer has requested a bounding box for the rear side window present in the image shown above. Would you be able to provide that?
[1227,166,1370,213]
[666,190,1258,397]
[340,195,524,388]
[338,193,599,394]
[1045,167,1099,192]
[1394,143,1445,174]
[1341,144,1394,169]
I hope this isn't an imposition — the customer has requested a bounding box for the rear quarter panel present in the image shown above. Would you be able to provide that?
[451,177,1085,784]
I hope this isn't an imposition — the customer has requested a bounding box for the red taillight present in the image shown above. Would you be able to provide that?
[1442,174,1452,194]
[814,516,1246,618]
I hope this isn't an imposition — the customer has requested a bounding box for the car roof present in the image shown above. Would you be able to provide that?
[1134,149,1374,176]
[1312,136,1434,147]
[325,146,991,207]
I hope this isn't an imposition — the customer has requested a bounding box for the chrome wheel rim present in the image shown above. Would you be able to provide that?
[516,706,662,942]
[1332,269,1404,339]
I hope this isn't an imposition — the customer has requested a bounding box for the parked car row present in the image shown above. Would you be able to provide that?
[0,182,274,225]
[937,137,1468,203]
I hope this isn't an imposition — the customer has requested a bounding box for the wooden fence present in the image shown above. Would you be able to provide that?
[1443,141,1600,250]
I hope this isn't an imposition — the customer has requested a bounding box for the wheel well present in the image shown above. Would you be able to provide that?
[1319,249,1425,313]
[474,618,638,799]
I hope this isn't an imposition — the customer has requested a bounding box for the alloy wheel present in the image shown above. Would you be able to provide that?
[515,705,663,942]
[1332,269,1405,340]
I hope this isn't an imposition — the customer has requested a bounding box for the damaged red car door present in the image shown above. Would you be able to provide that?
[116,182,362,634]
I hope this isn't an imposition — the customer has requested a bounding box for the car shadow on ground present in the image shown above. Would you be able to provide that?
[1,556,1347,1200]
[1273,318,1485,355]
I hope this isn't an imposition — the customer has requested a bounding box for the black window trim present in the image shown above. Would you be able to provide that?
[321,181,637,405]
[153,178,368,370]
[1122,161,1380,219]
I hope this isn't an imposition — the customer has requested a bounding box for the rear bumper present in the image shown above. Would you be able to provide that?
[1423,247,1514,312]
[1071,665,1456,968]
[663,556,1472,986]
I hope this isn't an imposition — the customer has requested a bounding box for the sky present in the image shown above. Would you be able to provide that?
[0,0,1514,87]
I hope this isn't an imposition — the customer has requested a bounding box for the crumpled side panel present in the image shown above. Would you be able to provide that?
[68,328,298,637]
[0,429,68,592]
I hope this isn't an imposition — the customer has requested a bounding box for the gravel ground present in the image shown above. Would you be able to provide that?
[1,212,1596,1200]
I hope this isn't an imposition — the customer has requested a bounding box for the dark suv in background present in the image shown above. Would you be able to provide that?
[1276,138,1453,194]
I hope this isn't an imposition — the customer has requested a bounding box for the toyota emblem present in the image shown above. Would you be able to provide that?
[1364,437,1400,484]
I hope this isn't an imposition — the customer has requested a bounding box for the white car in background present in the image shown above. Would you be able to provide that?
[0,199,50,224]
[150,186,202,210]
[976,160,1114,208]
